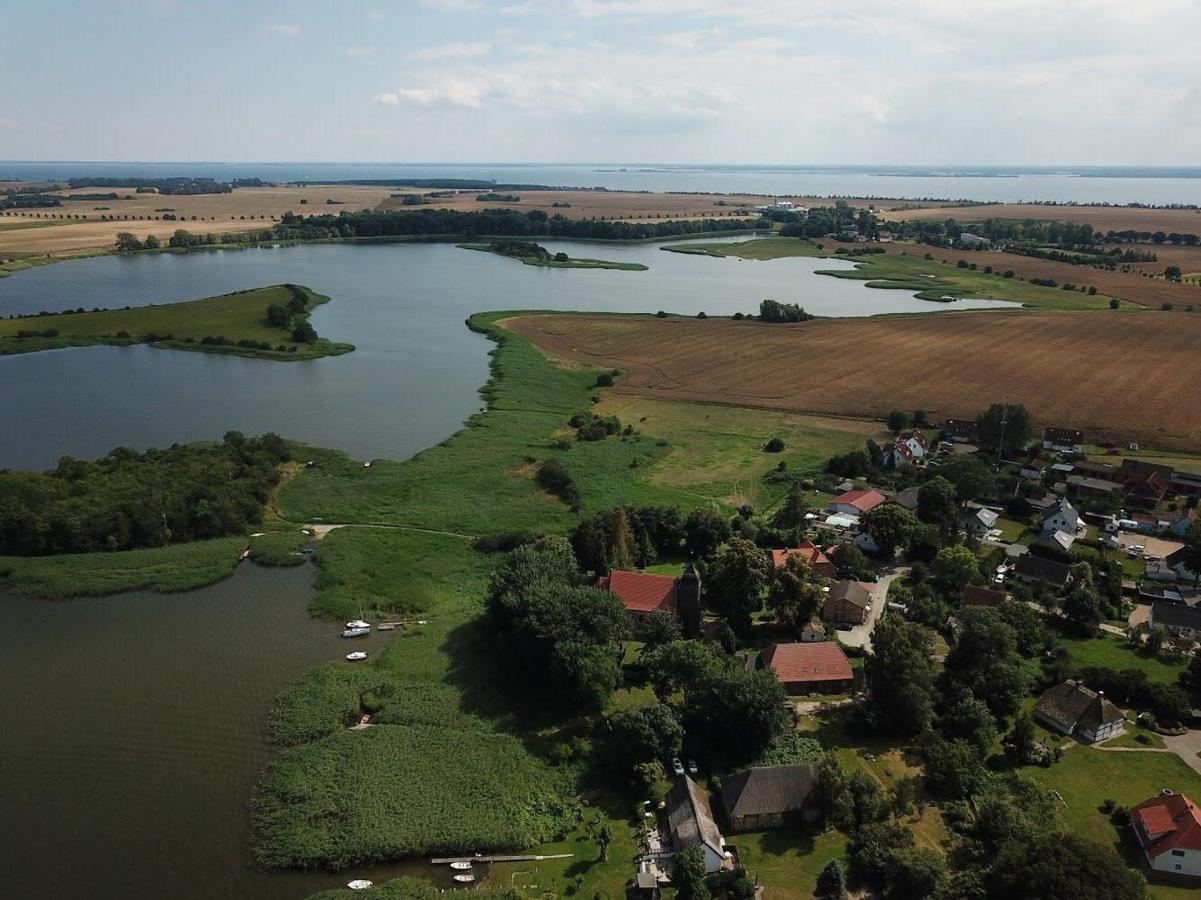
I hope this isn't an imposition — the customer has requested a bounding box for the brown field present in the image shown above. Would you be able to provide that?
[880,202,1201,235]
[881,241,1201,309]
[508,311,1201,452]
[0,217,267,256]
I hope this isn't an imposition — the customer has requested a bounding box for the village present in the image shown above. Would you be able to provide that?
[577,408,1201,897]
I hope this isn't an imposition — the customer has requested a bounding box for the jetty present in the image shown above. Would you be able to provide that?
[431,853,573,865]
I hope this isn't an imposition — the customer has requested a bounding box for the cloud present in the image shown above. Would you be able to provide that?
[371,92,401,106]
[346,46,376,58]
[418,0,482,10]
[393,78,491,109]
[0,116,15,128]
[265,23,301,37]
[409,41,492,61]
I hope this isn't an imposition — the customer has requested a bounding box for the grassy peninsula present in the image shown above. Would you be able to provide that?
[664,236,1125,310]
[0,283,355,359]
[459,239,648,270]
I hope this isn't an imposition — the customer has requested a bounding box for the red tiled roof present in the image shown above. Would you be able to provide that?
[597,570,677,613]
[830,489,886,513]
[771,541,833,571]
[1132,793,1201,857]
[963,585,1008,608]
[763,642,853,684]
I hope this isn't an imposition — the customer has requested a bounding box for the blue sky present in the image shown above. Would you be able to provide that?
[1,0,1197,164]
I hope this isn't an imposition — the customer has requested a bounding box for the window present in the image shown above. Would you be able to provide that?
[1171,850,1186,857]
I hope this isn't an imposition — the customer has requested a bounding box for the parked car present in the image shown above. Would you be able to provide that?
[671,757,685,776]
[687,759,698,776]
[836,623,854,632]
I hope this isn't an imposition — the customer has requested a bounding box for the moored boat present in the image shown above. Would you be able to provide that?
[345,651,368,662]
[341,626,370,638]
[450,861,473,871]
[453,874,476,883]
[346,879,373,890]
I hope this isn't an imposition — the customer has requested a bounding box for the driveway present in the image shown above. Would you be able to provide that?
[837,568,908,653]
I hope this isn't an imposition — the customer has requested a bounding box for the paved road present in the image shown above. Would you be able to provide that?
[837,568,908,653]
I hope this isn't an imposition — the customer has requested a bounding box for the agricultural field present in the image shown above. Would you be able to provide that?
[508,310,1201,452]
[878,201,1201,236]
[0,284,353,360]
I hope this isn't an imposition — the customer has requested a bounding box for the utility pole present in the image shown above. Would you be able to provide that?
[997,400,1009,465]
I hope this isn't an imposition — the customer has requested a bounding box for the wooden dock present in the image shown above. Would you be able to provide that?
[430,853,573,865]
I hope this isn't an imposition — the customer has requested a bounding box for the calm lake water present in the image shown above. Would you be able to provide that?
[0,239,1010,470]
[0,561,409,900]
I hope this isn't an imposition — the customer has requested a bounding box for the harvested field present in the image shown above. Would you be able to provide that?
[880,202,1201,235]
[509,311,1201,452]
[0,217,266,255]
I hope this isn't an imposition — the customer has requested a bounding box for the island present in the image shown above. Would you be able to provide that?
[0,283,354,360]
[458,239,648,270]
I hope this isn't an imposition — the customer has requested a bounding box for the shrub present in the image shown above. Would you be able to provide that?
[536,459,581,508]
[595,373,614,387]
[764,437,786,453]
[1109,297,1121,309]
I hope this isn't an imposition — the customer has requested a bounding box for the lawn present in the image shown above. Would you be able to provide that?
[994,516,1027,542]
[0,284,353,360]
[1058,630,1188,684]
[733,828,850,900]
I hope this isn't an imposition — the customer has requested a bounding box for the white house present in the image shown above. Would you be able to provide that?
[882,430,929,468]
[1033,680,1125,743]
[1041,499,1081,536]
[1043,426,1084,453]
[666,776,730,873]
[1020,458,1046,480]
[961,506,999,537]
[1131,792,1201,879]
[854,530,880,554]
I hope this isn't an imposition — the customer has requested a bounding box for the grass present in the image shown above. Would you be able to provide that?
[995,516,1027,542]
[308,876,516,900]
[1100,725,1166,749]
[0,537,244,596]
[247,528,311,567]
[1059,630,1188,684]
[664,236,1121,311]
[458,242,648,271]
[0,284,354,360]
[732,828,850,900]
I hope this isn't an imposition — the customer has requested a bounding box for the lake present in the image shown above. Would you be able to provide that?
[0,239,1010,470]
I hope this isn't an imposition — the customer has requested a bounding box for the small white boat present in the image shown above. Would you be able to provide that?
[453,874,477,884]
[450,861,473,871]
[240,548,251,560]
[341,627,370,638]
[345,619,371,630]
[346,651,368,661]
[346,879,373,890]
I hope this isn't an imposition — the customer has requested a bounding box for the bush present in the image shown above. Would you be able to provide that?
[764,437,786,453]
[1109,297,1121,309]
[472,530,540,553]
[535,459,581,508]
[595,373,614,387]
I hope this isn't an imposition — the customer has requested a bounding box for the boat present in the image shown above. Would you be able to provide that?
[346,879,373,890]
[377,623,396,631]
[453,874,477,884]
[345,619,371,630]
[240,548,250,560]
[346,651,368,661]
[450,861,473,871]
[341,626,370,638]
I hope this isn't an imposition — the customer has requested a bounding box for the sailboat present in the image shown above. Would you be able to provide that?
[342,605,371,638]
[345,651,368,662]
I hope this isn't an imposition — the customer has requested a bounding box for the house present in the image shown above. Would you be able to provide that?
[962,585,1008,608]
[1038,530,1076,554]
[1074,460,1118,480]
[1066,474,1123,498]
[1043,426,1084,453]
[720,764,820,832]
[1167,547,1200,586]
[828,489,886,517]
[1033,680,1125,743]
[1167,508,1198,538]
[1014,554,1072,590]
[771,541,837,579]
[598,570,676,616]
[760,641,854,695]
[1131,792,1201,878]
[1041,498,1081,536]
[1020,458,1046,480]
[883,430,929,468]
[800,617,826,642]
[666,776,729,873]
[942,418,980,444]
[1171,471,1201,499]
[961,506,999,537]
[853,529,879,555]
[1119,458,1174,506]
[1150,599,1201,640]
[887,485,921,512]
[958,231,991,248]
[822,580,871,625]
[1050,462,1076,477]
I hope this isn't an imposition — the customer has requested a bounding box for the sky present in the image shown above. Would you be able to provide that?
[1,0,1198,165]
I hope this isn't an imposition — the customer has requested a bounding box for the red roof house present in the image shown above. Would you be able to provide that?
[771,541,837,578]
[597,570,677,615]
[760,642,854,695]
[1132,792,1201,878]
[828,489,887,517]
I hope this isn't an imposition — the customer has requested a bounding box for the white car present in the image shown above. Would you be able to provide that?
[687,759,698,775]
[671,757,685,776]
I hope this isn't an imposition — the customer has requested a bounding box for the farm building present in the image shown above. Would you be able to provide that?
[759,641,854,695]
[828,489,886,517]
[665,776,729,873]
[720,764,820,832]
[887,485,921,511]
[1119,458,1173,506]
[1131,792,1201,878]
[771,541,837,579]
[1042,426,1084,453]
[597,564,703,633]
[822,580,871,625]
[1034,680,1125,743]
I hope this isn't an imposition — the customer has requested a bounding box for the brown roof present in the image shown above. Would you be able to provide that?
[962,585,1008,608]
[771,541,833,572]
[597,570,676,613]
[829,489,886,513]
[721,764,819,820]
[1034,680,1123,733]
[762,642,853,685]
[827,580,871,610]
[667,776,725,857]
[1132,793,1201,857]
[1044,426,1084,444]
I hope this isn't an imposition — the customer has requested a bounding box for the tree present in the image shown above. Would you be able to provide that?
[1062,564,1103,636]
[684,506,731,559]
[861,504,917,558]
[673,846,711,900]
[916,476,958,540]
[706,538,772,634]
[922,736,987,799]
[1008,711,1037,763]
[936,454,996,504]
[142,234,161,250]
[764,436,786,453]
[989,832,1147,899]
[605,702,683,775]
[976,403,1032,457]
[770,481,810,536]
[115,231,143,251]
[886,410,910,433]
[636,609,683,647]
[266,303,292,328]
[831,542,873,580]
[815,859,846,898]
[595,823,613,861]
[941,607,1028,719]
[1181,522,1201,589]
[864,617,936,736]
[767,554,823,633]
[681,665,790,769]
[291,320,318,343]
[931,545,980,596]
[937,689,997,755]
[644,640,727,699]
